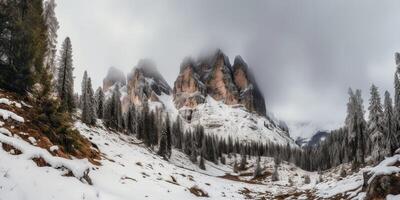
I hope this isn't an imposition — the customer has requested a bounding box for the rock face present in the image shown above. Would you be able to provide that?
[173,49,266,116]
[127,59,171,106]
[232,56,266,116]
[103,67,126,91]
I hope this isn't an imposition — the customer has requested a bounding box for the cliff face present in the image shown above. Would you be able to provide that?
[232,56,266,116]
[173,57,206,109]
[173,50,266,116]
[127,59,171,106]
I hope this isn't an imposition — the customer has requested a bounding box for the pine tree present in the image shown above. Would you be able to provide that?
[368,85,385,162]
[345,88,366,167]
[95,87,105,119]
[80,71,88,109]
[394,66,400,147]
[0,0,48,94]
[253,157,262,179]
[199,155,206,170]
[126,104,137,135]
[383,91,398,155]
[81,72,96,125]
[104,84,123,130]
[43,0,59,82]
[271,164,279,181]
[57,37,75,112]
[86,78,96,124]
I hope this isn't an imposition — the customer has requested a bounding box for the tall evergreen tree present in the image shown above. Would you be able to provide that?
[394,61,400,145]
[383,91,397,155]
[57,37,75,112]
[368,85,385,162]
[95,87,105,119]
[43,0,59,81]
[80,71,88,109]
[81,73,96,125]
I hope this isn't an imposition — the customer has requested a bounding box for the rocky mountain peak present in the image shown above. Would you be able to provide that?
[103,67,126,91]
[173,50,266,116]
[127,59,171,106]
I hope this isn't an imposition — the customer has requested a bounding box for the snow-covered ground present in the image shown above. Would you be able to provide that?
[2,95,399,200]
[0,118,313,200]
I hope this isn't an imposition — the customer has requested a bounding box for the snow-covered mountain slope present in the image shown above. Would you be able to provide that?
[2,92,399,199]
[0,119,312,200]
[176,96,296,146]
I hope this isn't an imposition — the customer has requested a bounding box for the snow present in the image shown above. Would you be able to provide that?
[0,98,22,108]
[0,133,91,179]
[0,109,24,122]
[366,154,400,183]
[50,145,59,152]
[0,127,12,136]
[0,118,315,200]
[387,194,400,200]
[315,172,363,198]
[27,136,36,145]
[178,96,297,146]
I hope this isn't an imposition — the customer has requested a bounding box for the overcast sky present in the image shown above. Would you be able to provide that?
[56,0,400,136]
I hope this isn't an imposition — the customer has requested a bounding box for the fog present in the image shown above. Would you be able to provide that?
[56,0,400,137]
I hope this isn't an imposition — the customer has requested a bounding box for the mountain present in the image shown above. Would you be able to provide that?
[101,50,295,146]
[296,131,329,147]
[173,49,266,116]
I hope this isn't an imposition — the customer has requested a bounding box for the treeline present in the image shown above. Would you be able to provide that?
[306,54,400,171]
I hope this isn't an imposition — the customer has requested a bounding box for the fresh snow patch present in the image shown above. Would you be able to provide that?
[0,127,12,136]
[367,154,400,183]
[21,101,32,108]
[0,108,24,122]
[387,194,400,200]
[50,145,59,152]
[0,133,91,178]
[0,98,22,108]
[28,136,37,145]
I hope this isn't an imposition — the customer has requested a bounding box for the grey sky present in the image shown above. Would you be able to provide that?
[56,0,400,135]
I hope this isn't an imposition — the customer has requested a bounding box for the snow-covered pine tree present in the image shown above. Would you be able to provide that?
[368,84,385,162]
[86,78,96,124]
[394,54,400,148]
[383,91,398,155]
[57,37,75,112]
[345,88,366,168]
[80,71,88,109]
[157,127,168,160]
[43,0,59,82]
[95,87,105,119]
[81,73,96,125]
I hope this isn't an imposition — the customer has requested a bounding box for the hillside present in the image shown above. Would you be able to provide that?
[1,91,400,199]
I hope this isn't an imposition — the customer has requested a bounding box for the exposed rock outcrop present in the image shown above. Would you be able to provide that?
[173,49,266,116]
[103,67,126,91]
[232,56,266,116]
[127,59,171,106]
[173,57,206,109]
